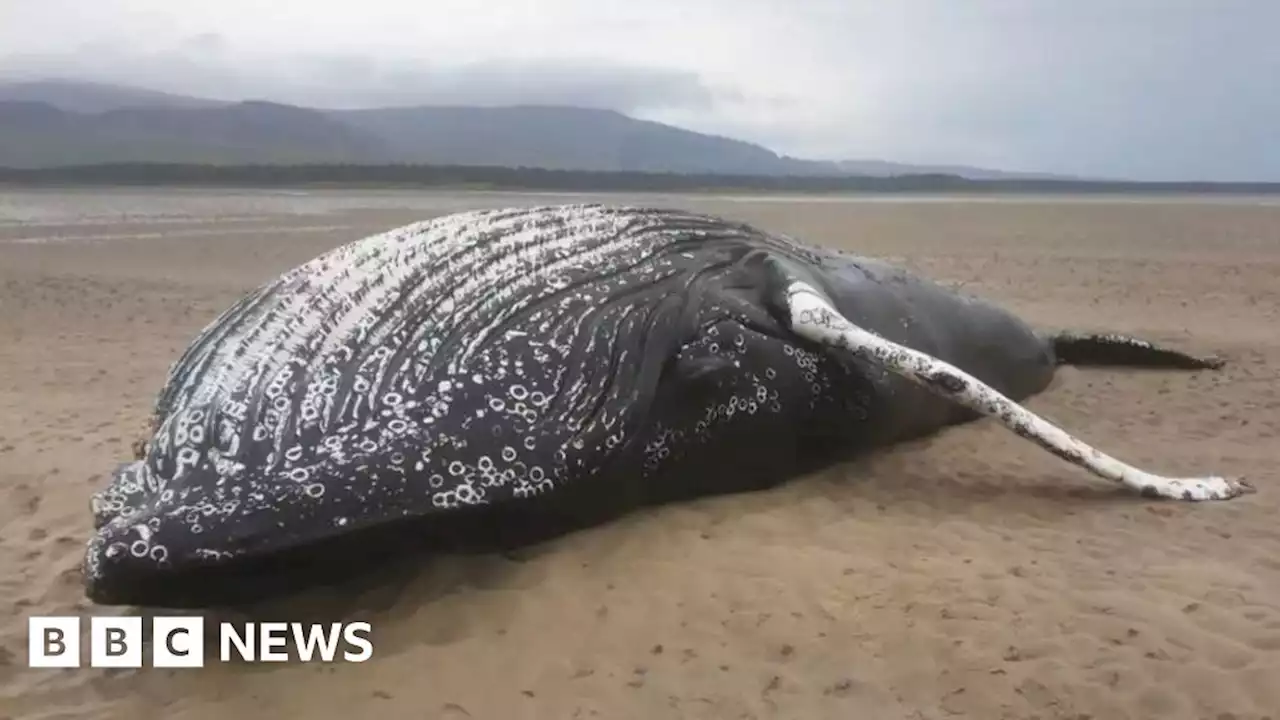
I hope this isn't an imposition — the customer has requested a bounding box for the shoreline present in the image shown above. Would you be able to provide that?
[4,183,1280,207]
[2,164,1278,197]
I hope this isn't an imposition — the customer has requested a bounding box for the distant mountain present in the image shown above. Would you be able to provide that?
[0,79,1066,179]
[334,105,819,175]
[830,159,1082,182]
[0,79,228,113]
[0,99,389,167]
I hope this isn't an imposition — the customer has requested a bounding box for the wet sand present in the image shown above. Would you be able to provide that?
[1,189,1278,719]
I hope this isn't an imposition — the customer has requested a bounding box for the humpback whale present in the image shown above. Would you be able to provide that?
[83,204,1252,607]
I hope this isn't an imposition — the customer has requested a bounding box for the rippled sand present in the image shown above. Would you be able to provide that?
[1,189,1277,719]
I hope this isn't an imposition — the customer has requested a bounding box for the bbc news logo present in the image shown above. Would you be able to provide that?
[29,616,373,667]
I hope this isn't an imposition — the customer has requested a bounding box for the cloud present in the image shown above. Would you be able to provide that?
[0,44,721,113]
[1,0,1277,180]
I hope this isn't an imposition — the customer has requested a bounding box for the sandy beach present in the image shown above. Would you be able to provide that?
[1,188,1277,719]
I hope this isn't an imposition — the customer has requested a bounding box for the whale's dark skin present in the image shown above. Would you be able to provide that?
[82,204,1221,608]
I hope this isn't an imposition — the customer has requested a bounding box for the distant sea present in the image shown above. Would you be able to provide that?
[4,186,1280,227]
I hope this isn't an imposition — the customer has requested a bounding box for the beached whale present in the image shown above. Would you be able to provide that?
[83,204,1252,607]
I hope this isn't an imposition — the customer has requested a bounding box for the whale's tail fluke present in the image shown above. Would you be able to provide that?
[1049,331,1224,370]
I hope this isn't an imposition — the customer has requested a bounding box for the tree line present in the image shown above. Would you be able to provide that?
[1,163,1277,195]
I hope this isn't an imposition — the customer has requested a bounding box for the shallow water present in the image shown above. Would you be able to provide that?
[3,186,1278,227]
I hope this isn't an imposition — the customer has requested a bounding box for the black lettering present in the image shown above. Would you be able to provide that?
[106,627,127,656]
[43,627,65,656]
[166,628,190,656]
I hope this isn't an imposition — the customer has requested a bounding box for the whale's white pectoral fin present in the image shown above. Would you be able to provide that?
[780,280,1254,502]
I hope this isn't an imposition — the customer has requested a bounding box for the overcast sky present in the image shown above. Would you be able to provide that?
[2,0,1277,181]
